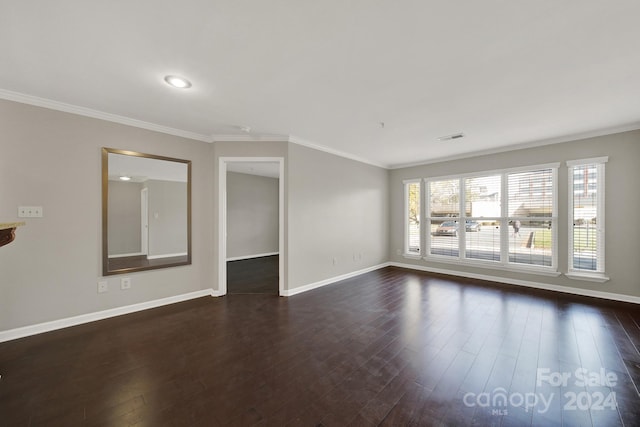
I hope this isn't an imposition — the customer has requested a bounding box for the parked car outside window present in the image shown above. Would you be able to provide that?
[434,220,482,236]
[465,220,481,232]
[435,221,459,236]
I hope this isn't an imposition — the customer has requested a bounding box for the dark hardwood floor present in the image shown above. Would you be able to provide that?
[227,255,278,295]
[1,267,639,426]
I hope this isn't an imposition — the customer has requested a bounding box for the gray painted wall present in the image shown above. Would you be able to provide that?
[226,171,279,259]
[287,143,389,289]
[389,130,640,299]
[213,141,390,292]
[2,95,637,335]
[108,180,142,255]
[0,99,215,331]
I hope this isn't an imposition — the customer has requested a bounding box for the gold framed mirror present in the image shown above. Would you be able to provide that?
[102,148,191,275]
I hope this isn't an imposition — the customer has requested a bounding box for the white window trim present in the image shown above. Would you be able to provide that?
[421,162,561,182]
[566,156,609,167]
[565,272,609,283]
[422,164,559,275]
[403,179,421,257]
[566,157,609,282]
[421,253,562,277]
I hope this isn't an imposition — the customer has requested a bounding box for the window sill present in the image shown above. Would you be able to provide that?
[402,253,422,260]
[565,272,610,283]
[422,255,562,277]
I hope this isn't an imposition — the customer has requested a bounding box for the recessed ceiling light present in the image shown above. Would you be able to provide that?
[437,132,465,141]
[164,75,192,89]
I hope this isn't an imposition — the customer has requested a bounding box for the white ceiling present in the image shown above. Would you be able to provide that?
[2,1,640,168]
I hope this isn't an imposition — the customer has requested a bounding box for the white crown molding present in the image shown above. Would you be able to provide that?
[210,134,289,142]
[287,135,389,169]
[0,88,212,142]
[4,87,637,172]
[0,87,386,169]
[212,133,390,169]
[389,122,640,170]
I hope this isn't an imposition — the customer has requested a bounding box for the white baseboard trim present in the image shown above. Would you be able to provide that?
[390,262,640,305]
[227,252,279,262]
[5,262,634,344]
[282,262,391,297]
[0,288,217,343]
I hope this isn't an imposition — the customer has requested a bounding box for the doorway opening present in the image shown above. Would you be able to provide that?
[218,157,284,295]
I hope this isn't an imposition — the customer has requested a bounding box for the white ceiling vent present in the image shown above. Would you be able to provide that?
[437,133,465,141]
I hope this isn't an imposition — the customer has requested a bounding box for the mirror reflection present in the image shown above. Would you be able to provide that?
[102,148,191,275]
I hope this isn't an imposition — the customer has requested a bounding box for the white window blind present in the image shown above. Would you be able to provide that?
[567,157,607,278]
[428,179,460,257]
[464,175,501,262]
[506,169,555,267]
[404,180,421,255]
[424,164,558,272]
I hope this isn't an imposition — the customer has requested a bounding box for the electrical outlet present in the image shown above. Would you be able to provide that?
[121,277,131,290]
[97,281,108,293]
[18,206,43,218]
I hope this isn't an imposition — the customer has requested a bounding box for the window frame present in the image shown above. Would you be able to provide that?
[425,176,462,260]
[505,167,558,270]
[423,163,560,275]
[403,179,422,258]
[566,157,609,282]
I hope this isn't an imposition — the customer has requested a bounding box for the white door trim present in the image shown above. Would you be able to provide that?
[218,157,285,296]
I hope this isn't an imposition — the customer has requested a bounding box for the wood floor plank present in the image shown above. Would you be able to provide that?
[1,266,639,426]
[227,255,279,294]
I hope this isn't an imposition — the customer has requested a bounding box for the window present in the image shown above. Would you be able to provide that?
[428,179,460,257]
[425,163,559,273]
[507,169,555,267]
[567,157,608,281]
[404,180,421,256]
[465,175,501,262]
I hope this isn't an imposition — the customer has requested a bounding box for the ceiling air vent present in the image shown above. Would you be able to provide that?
[437,133,465,141]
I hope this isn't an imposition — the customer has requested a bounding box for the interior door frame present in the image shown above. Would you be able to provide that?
[218,157,285,296]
